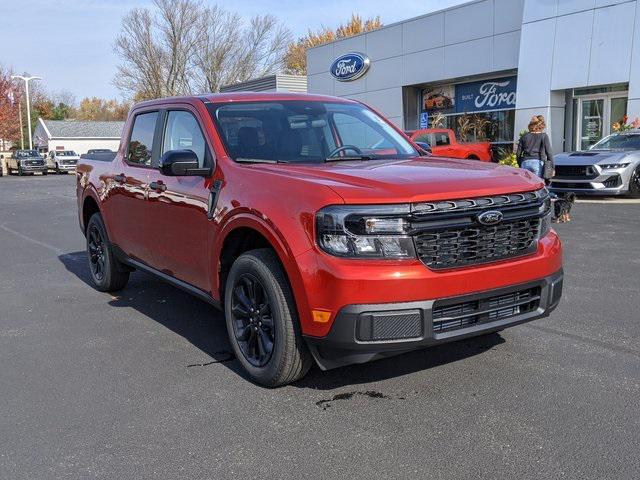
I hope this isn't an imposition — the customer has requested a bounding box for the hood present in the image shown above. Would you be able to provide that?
[249,157,544,203]
[554,150,631,166]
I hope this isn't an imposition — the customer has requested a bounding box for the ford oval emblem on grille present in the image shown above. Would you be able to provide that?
[477,210,503,226]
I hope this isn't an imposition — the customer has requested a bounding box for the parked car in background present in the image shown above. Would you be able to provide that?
[410,128,493,161]
[47,150,80,174]
[86,149,115,155]
[7,150,47,175]
[76,92,562,386]
[551,130,640,197]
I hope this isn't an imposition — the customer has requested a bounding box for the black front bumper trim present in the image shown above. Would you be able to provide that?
[304,269,564,370]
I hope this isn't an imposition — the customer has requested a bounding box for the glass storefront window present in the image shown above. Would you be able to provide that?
[432,110,515,144]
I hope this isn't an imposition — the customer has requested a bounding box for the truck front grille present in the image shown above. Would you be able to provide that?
[414,218,540,269]
[410,190,547,270]
[432,286,541,333]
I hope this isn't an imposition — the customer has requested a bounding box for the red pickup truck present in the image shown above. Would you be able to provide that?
[410,128,493,161]
[76,93,563,386]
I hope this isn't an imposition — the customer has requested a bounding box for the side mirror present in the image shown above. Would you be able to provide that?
[415,142,432,156]
[159,150,211,176]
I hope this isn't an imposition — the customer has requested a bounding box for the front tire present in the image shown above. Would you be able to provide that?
[224,249,312,387]
[18,165,24,176]
[628,166,640,198]
[86,213,130,292]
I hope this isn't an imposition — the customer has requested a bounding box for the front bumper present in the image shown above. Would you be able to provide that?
[57,164,77,171]
[305,269,563,370]
[550,167,632,195]
[20,164,47,172]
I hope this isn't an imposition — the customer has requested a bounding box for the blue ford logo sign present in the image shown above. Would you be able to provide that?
[330,53,370,82]
[476,210,503,226]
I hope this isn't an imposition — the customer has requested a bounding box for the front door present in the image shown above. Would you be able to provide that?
[577,95,628,150]
[146,108,214,292]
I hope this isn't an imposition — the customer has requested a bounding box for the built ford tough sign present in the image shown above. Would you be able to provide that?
[76,92,563,386]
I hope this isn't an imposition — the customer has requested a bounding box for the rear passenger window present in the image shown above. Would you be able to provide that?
[127,112,158,166]
[163,111,206,168]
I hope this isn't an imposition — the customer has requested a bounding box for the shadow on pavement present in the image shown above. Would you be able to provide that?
[59,250,505,389]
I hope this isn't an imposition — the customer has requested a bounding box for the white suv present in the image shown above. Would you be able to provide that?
[47,150,80,174]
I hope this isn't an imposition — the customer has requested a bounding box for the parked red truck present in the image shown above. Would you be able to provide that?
[410,128,493,161]
[76,93,563,386]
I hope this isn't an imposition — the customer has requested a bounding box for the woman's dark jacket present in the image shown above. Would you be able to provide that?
[516,132,554,179]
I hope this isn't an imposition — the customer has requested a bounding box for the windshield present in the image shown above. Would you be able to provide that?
[590,133,640,151]
[16,150,39,158]
[207,101,417,163]
[58,151,77,156]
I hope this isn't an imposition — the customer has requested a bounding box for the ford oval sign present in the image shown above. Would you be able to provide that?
[476,210,503,226]
[330,53,370,82]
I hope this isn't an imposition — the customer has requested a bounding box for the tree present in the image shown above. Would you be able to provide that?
[76,97,130,121]
[113,1,291,99]
[284,14,383,75]
[0,65,21,150]
[193,7,291,92]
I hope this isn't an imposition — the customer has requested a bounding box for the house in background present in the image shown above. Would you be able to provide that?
[33,118,124,154]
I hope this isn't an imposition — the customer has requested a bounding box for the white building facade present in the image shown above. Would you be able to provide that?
[33,118,124,155]
[306,0,640,152]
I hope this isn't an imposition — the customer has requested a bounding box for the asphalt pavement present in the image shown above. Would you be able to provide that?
[1,174,639,479]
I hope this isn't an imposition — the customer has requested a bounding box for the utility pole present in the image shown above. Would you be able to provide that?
[17,97,24,150]
[12,75,41,150]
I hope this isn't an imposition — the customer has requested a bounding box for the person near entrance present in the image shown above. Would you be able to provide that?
[516,115,554,181]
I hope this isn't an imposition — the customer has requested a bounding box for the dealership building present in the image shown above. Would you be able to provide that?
[306,0,640,153]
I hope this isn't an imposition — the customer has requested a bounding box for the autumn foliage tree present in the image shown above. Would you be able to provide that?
[284,14,383,75]
[0,66,21,150]
[76,97,130,121]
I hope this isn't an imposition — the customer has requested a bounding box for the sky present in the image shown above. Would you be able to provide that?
[1,0,465,102]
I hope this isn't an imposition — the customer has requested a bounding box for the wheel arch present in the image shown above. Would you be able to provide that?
[214,214,311,323]
[81,190,101,234]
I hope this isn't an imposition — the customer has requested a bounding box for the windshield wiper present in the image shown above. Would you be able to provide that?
[325,154,375,162]
[235,157,282,164]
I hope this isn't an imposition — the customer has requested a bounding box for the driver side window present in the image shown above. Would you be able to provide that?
[162,111,206,168]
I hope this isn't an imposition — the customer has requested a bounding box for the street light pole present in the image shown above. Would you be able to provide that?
[12,75,41,150]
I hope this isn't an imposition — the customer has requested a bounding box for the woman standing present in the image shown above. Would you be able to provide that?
[516,115,554,181]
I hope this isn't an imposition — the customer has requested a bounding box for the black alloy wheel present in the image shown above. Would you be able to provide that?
[230,273,275,367]
[629,166,640,198]
[87,224,107,282]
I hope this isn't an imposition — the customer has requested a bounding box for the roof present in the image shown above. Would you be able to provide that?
[134,92,353,110]
[220,74,307,94]
[39,119,124,139]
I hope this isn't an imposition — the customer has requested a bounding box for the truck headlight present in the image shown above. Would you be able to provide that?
[316,205,416,259]
[539,193,553,238]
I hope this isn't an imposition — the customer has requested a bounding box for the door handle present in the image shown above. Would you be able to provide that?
[149,180,167,192]
[114,173,126,184]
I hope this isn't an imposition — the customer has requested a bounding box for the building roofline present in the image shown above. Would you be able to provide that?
[38,117,52,138]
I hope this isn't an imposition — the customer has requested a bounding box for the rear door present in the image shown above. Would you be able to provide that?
[146,107,214,291]
[104,110,159,264]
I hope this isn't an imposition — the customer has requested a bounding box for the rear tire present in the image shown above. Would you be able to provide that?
[86,213,130,292]
[224,248,312,387]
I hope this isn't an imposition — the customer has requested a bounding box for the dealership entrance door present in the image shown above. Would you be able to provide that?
[575,92,628,150]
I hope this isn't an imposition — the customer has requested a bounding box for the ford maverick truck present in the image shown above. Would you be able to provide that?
[76,93,563,386]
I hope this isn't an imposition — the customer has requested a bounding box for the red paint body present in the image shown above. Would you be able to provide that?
[77,93,561,339]
[410,128,493,161]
